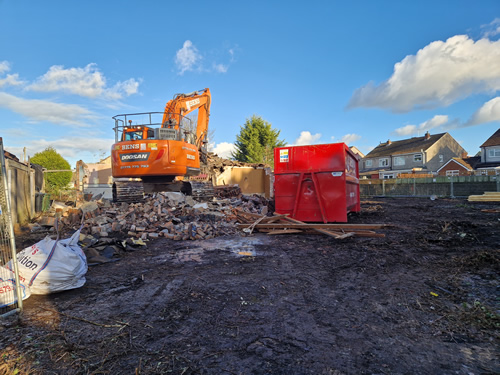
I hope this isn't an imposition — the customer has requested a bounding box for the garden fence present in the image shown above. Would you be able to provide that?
[360,175,499,198]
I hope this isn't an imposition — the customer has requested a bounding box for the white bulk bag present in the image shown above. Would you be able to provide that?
[5,229,87,295]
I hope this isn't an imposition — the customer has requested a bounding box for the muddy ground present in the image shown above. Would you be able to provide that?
[1,197,499,375]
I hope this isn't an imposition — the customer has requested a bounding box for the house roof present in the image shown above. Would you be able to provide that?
[437,157,477,173]
[364,132,447,158]
[462,156,481,169]
[3,150,19,162]
[349,146,365,159]
[480,128,500,148]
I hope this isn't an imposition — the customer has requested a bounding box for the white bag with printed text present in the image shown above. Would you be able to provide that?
[5,229,87,295]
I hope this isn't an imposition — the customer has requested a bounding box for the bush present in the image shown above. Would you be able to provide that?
[31,147,72,196]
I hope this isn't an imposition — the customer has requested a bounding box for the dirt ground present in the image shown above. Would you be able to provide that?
[1,197,499,375]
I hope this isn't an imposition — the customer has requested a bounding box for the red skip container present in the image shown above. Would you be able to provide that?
[274,143,360,223]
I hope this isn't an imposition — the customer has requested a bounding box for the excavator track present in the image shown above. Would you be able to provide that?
[112,180,214,203]
[112,181,145,203]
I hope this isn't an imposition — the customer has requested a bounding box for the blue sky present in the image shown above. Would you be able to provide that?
[1,1,499,167]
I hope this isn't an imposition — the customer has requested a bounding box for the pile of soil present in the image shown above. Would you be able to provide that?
[1,197,499,374]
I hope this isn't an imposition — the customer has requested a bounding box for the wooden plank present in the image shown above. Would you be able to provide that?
[468,197,500,202]
[351,232,386,238]
[267,229,303,235]
[281,215,355,239]
[237,223,387,230]
[264,214,290,223]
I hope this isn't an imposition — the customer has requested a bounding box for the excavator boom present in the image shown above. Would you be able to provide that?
[162,88,211,150]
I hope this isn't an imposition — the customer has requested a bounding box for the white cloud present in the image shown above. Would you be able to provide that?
[482,18,500,38]
[29,137,114,158]
[211,142,235,159]
[0,60,25,88]
[175,40,202,75]
[27,63,140,99]
[213,63,228,73]
[0,92,96,127]
[292,131,322,145]
[7,136,115,167]
[175,41,236,75]
[0,73,24,88]
[394,115,449,136]
[340,133,361,145]
[348,35,500,112]
[105,78,141,100]
[0,60,10,74]
[466,97,500,126]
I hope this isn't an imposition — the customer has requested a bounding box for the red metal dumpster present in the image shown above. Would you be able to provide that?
[274,143,360,223]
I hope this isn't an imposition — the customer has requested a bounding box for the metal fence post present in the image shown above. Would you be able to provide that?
[450,176,455,198]
[382,179,385,196]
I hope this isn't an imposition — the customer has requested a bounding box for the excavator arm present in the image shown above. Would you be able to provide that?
[162,88,211,150]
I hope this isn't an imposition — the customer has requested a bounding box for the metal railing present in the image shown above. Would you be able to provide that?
[0,137,24,318]
[112,112,196,144]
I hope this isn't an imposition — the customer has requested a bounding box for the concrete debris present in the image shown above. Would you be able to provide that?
[34,189,271,265]
[30,185,271,267]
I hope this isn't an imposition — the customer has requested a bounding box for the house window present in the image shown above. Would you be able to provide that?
[393,156,405,166]
[382,173,395,179]
[379,158,389,167]
[365,159,373,168]
[446,170,459,176]
[439,155,444,163]
[414,154,422,162]
[488,148,500,157]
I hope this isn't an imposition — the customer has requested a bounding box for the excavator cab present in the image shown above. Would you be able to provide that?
[121,125,155,141]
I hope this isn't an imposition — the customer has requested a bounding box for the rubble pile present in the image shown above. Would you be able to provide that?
[40,190,271,242]
[202,152,268,176]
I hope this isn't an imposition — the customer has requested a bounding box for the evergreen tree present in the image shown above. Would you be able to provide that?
[31,147,72,193]
[232,115,286,165]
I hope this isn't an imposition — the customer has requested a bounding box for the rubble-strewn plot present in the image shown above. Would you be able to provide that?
[4,198,499,375]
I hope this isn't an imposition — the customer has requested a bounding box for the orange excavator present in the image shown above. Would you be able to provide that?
[111,88,211,202]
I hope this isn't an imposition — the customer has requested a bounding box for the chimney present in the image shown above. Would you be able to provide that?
[461,151,468,159]
[386,139,392,145]
[424,131,430,140]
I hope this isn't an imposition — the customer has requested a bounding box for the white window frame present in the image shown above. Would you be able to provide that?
[413,153,422,162]
[446,170,459,176]
[393,156,405,166]
[365,159,373,168]
[379,158,389,167]
[488,148,500,157]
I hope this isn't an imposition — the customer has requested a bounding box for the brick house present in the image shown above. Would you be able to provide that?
[436,156,481,176]
[360,132,466,179]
